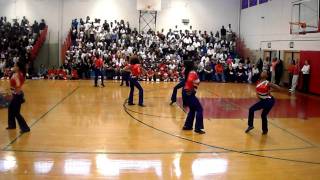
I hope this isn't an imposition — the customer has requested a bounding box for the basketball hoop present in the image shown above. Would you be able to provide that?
[290,22,308,35]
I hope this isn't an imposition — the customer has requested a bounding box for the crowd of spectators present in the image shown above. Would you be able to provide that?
[44,16,258,82]
[33,16,269,84]
[0,16,46,79]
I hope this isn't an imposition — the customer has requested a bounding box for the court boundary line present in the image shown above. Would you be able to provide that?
[2,146,316,155]
[123,94,320,165]
[1,86,79,151]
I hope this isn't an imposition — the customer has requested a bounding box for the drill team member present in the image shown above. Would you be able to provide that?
[182,61,205,134]
[6,61,30,133]
[245,71,280,135]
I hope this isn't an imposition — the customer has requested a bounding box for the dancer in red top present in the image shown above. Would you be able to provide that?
[6,61,30,133]
[182,60,205,134]
[245,71,280,135]
[125,56,146,106]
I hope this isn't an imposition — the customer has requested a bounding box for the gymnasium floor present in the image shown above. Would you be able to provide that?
[0,80,319,179]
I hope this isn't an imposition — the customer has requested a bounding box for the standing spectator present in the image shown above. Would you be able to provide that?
[301,60,310,93]
[274,58,283,85]
[256,58,263,72]
[94,55,105,87]
[220,26,227,40]
[289,60,299,93]
[226,24,232,41]
[39,19,46,31]
[271,58,277,83]
[287,59,295,87]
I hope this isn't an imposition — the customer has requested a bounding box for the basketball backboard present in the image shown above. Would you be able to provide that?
[290,0,320,34]
[137,0,161,11]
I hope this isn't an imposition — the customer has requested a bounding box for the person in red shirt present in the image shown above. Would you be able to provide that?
[120,59,130,87]
[71,69,79,80]
[245,71,281,135]
[125,56,145,106]
[94,55,105,87]
[147,69,155,81]
[215,61,225,82]
[58,68,67,80]
[182,60,205,134]
[6,61,30,133]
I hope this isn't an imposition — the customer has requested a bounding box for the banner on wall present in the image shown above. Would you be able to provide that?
[250,0,258,7]
[242,0,249,9]
[259,0,268,4]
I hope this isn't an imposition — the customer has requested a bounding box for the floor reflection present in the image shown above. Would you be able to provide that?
[95,154,162,177]
[0,155,16,172]
[34,160,54,174]
[64,159,91,175]
[192,158,228,177]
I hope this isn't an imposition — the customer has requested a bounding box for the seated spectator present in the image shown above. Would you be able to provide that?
[225,64,236,82]
[71,69,79,80]
[38,64,47,79]
[215,61,225,82]
[0,16,45,78]
[48,67,57,79]
[251,64,260,83]
[236,63,247,83]
[204,61,213,81]
[0,59,5,78]
[61,16,238,82]
[57,67,67,80]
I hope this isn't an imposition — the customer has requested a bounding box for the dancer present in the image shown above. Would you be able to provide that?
[245,71,280,135]
[182,61,205,134]
[6,61,30,133]
[125,56,145,106]
[170,74,185,105]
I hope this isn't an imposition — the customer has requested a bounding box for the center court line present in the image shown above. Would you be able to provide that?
[123,89,320,165]
[3,149,228,155]
[2,86,80,151]
[4,146,316,155]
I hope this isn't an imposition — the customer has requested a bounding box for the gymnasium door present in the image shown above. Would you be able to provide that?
[263,51,277,61]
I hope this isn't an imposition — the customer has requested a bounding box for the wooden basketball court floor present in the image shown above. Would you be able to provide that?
[0,80,319,179]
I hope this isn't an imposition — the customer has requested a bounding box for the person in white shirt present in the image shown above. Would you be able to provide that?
[0,59,5,78]
[301,60,310,93]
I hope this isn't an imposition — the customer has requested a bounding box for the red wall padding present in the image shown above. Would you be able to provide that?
[299,51,320,95]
